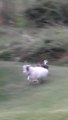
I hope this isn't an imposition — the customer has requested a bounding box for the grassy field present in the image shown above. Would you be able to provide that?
[0,61,68,120]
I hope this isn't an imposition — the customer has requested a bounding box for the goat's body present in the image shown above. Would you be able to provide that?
[23,65,49,84]
[29,67,48,78]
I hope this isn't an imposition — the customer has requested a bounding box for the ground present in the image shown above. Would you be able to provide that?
[0,61,68,120]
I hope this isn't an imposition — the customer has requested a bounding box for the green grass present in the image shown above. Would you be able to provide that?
[0,112,68,120]
[0,61,68,120]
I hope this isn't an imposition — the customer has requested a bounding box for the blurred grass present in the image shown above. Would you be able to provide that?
[0,112,68,120]
[0,26,68,49]
[0,61,68,120]
[0,26,22,46]
[0,26,68,64]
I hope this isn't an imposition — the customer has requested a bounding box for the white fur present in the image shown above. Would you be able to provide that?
[22,65,49,84]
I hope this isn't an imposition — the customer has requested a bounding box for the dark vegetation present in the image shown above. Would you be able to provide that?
[22,40,67,62]
[25,1,68,27]
[1,1,68,27]
[0,51,13,61]
[0,37,68,64]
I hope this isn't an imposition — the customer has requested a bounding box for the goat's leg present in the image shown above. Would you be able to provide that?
[27,75,30,80]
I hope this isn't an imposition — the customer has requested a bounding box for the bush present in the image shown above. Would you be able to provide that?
[16,17,26,27]
[24,1,68,27]
[22,38,67,62]
[0,51,13,61]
